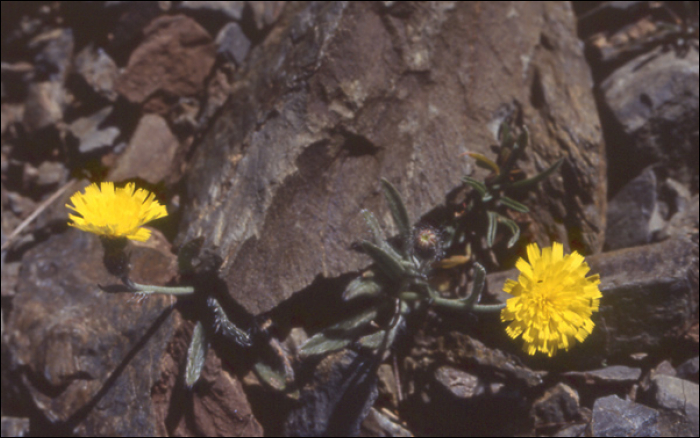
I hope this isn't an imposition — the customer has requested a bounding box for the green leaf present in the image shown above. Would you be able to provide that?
[499,196,530,213]
[360,241,407,281]
[509,158,563,190]
[463,176,493,202]
[185,321,208,388]
[486,211,499,248]
[342,275,382,301]
[361,209,386,246]
[299,332,353,358]
[358,310,404,351]
[498,214,521,248]
[380,179,412,246]
[472,262,486,295]
[328,307,379,331]
[299,308,380,357]
[208,297,252,346]
[253,361,288,392]
[361,209,403,260]
[467,153,500,175]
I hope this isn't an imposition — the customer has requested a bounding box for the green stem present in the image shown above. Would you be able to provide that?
[128,280,195,295]
[430,296,505,312]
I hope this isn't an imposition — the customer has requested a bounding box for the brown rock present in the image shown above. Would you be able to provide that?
[4,229,178,436]
[152,314,263,437]
[108,114,179,184]
[180,2,605,316]
[114,14,216,104]
[22,81,65,133]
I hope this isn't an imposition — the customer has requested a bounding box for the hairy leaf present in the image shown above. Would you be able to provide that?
[486,211,499,248]
[499,195,530,213]
[510,158,563,190]
[343,275,383,301]
[380,179,412,248]
[299,332,353,358]
[360,241,407,281]
[463,176,492,201]
[498,214,521,248]
[185,321,208,388]
[208,297,252,346]
[467,152,500,175]
[462,262,486,308]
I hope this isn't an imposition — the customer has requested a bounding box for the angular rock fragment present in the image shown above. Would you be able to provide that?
[4,229,178,436]
[114,15,216,105]
[109,114,179,184]
[591,395,660,437]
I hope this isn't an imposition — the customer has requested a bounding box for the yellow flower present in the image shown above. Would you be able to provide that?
[67,182,168,242]
[501,242,602,357]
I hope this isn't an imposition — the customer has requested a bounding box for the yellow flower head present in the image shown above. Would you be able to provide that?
[67,182,168,242]
[501,242,602,357]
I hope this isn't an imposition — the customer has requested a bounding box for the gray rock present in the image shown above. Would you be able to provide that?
[29,28,74,82]
[591,394,660,437]
[35,161,69,188]
[676,357,699,383]
[606,166,657,250]
[22,81,65,133]
[0,417,30,438]
[647,375,700,437]
[360,408,413,437]
[530,383,581,429]
[4,229,178,436]
[73,45,119,102]
[216,22,251,66]
[601,47,699,192]
[178,1,245,21]
[284,349,380,436]
[247,1,286,29]
[68,106,120,153]
[434,366,482,399]
[180,1,606,316]
[108,114,179,184]
[564,365,643,384]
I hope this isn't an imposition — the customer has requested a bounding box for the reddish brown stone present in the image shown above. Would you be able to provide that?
[114,15,216,104]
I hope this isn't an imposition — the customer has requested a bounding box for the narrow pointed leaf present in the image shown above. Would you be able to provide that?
[509,158,563,190]
[328,307,379,332]
[361,209,385,246]
[343,276,382,301]
[360,241,407,281]
[498,214,521,248]
[299,307,380,357]
[380,179,411,245]
[361,209,403,260]
[185,321,208,388]
[462,262,486,307]
[299,332,353,357]
[253,361,288,392]
[463,176,492,201]
[432,255,470,269]
[499,196,530,213]
[467,153,500,175]
[358,311,404,351]
[486,211,499,247]
[207,297,252,346]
